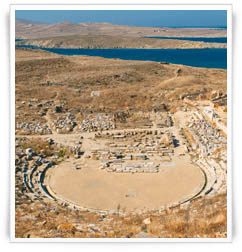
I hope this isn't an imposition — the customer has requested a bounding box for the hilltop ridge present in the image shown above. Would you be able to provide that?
[16,34,227,49]
[16,19,227,39]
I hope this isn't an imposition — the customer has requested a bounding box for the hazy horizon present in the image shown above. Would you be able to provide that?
[15,10,227,28]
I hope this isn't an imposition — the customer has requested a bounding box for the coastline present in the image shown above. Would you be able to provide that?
[15,45,227,70]
[16,36,227,50]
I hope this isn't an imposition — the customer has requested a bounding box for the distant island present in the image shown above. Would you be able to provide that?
[16,19,227,39]
[16,35,226,49]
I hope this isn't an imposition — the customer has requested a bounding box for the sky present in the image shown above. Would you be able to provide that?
[15,10,227,28]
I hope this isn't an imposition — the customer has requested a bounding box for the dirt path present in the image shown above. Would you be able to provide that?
[44,110,56,134]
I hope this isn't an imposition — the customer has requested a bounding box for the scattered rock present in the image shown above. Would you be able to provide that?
[143,217,152,225]
[55,105,63,113]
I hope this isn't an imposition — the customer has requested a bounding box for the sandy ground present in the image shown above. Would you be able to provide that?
[47,154,205,211]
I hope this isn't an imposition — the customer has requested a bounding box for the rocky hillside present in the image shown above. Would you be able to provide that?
[15,47,227,125]
[16,35,227,49]
[16,20,227,39]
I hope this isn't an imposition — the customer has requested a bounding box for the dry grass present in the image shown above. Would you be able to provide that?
[18,137,70,157]
[15,192,227,238]
[15,48,226,115]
